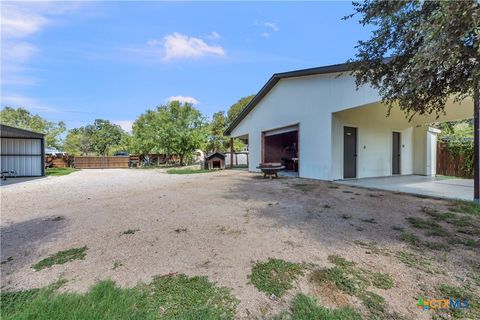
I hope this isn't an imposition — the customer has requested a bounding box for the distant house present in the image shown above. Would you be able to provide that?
[225,61,472,180]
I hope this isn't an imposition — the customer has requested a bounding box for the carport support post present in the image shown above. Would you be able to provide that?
[474,82,480,203]
[230,138,234,168]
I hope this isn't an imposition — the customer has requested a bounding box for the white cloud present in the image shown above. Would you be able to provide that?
[113,120,134,133]
[263,22,279,32]
[165,96,199,105]
[210,31,221,39]
[152,32,225,62]
[1,2,82,86]
[261,32,270,38]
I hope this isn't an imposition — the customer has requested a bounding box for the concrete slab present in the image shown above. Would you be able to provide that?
[336,175,473,201]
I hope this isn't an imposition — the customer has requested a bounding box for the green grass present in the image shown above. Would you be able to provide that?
[249,258,304,297]
[436,284,480,319]
[406,217,448,237]
[395,251,437,274]
[46,167,78,176]
[166,168,212,174]
[311,255,396,319]
[449,200,480,216]
[0,274,238,320]
[371,272,394,289]
[399,231,421,246]
[121,228,139,235]
[273,294,362,320]
[32,246,87,271]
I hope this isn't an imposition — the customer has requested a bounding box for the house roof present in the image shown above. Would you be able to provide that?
[0,124,45,139]
[205,152,226,160]
[224,61,358,136]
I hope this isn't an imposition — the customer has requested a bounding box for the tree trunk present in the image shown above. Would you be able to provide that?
[474,80,479,202]
[179,154,184,166]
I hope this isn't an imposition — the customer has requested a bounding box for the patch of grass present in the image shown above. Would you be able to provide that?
[121,228,139,235]
[311,256,395,319]
[421,206,455,221]
[406,217,448,237]
[328,255,356,268]
[436,284,480,319]
[449,200,480,216]
[112,260,122,270]
[0,274,238,319]
[371,272,394,289]
[249,258,304,297]
[395,251,437,274]
[360,218,377,224]
[327,184,339,189]
[46,167,78,176]
[32,246,87,271]
[359,291,385,316]
[166,168,211,174]
[354,240,391,256]
[399,231,421,246]
[274,293,362,320]
[423,241,449,251]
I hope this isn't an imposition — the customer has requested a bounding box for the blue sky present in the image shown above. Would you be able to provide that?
[1,1,372,131]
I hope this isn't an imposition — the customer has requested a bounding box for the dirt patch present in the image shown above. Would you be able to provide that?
[1,169,479,319]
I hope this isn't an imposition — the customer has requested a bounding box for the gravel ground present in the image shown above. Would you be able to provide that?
[1,169,478,319]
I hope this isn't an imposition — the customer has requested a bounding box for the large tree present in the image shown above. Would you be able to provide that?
[132,101,207,165]
[347,0,480,200]
[64,119,124,156]
[226,95,255,126]
[0,107,66,149]
[207,111,229,152]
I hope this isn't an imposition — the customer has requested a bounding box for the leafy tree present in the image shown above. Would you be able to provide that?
[226,95,255,126]
[131,110,164,155]
[132,101,207,165]
[64,119,124,156]
[64,127,92,155]
[85,119,124,156]
[207,111,228,152]
[0,107,66,149]
[347,0,480,199]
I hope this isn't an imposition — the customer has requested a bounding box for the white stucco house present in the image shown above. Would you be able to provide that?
[225,61,473,181]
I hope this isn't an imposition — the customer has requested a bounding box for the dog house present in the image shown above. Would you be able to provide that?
[205,152,226,170]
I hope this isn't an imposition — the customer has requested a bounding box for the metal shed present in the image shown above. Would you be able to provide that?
[0,124,45,177]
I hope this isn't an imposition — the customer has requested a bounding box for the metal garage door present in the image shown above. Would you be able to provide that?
[1,138,43,176]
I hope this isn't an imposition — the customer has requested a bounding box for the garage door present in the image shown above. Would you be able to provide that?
[1,138,43,176]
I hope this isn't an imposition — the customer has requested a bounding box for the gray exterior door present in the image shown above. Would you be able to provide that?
[392,132,401,175]
[343,127,357,179]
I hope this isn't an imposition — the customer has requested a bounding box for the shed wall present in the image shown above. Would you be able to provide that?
[0,138,43,176]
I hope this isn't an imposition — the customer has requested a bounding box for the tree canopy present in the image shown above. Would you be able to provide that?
[132,101,207,165]
[64,119,125,156]
[226,95,255,126]
[0,107,66,149]
[347,0,479,118]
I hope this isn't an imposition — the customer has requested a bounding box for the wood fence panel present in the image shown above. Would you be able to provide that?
[436,142,472,178]
[74,156,129,169]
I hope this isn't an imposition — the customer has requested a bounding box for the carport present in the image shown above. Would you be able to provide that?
[1,124,45,177]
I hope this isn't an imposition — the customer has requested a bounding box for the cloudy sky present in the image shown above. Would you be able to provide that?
[1,1,371,131]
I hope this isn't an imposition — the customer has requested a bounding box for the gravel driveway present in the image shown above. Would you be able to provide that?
[1,169,478,319]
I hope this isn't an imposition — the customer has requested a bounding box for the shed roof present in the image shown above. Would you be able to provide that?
[205,152,226,160]
[0,124,45,139]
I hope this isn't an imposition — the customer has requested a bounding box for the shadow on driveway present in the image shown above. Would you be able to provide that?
[1,216,66,274]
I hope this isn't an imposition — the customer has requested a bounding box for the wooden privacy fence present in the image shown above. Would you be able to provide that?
[436,142,473,178]
[74,156,129,169]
